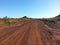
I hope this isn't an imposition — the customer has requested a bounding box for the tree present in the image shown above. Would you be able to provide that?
[3,16,10,25]
[22,16,28,18]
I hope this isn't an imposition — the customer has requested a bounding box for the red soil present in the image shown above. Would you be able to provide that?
[0,20,60,45]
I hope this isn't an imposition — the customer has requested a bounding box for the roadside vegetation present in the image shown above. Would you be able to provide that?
[41,14,60,22]
[0,16,32,25]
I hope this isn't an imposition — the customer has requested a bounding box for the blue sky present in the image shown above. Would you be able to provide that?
[0,0,60,18]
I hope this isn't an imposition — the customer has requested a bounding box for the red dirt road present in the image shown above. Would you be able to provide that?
[0,20,59,45]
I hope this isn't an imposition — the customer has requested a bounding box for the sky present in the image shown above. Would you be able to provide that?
[0,0,60,18]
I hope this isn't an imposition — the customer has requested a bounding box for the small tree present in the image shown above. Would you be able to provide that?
[3,16,10,25]
[22,16,28,18]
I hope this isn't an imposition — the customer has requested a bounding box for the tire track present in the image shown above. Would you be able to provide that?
[0,21,32,45]
[0,21,32,41]
[19,21,43,45]
[19,21,37,45]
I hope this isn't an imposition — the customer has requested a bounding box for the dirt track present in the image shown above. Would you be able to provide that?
[0,20,60,45]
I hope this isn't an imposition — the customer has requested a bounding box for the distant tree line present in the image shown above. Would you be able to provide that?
[0,16,30,25]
